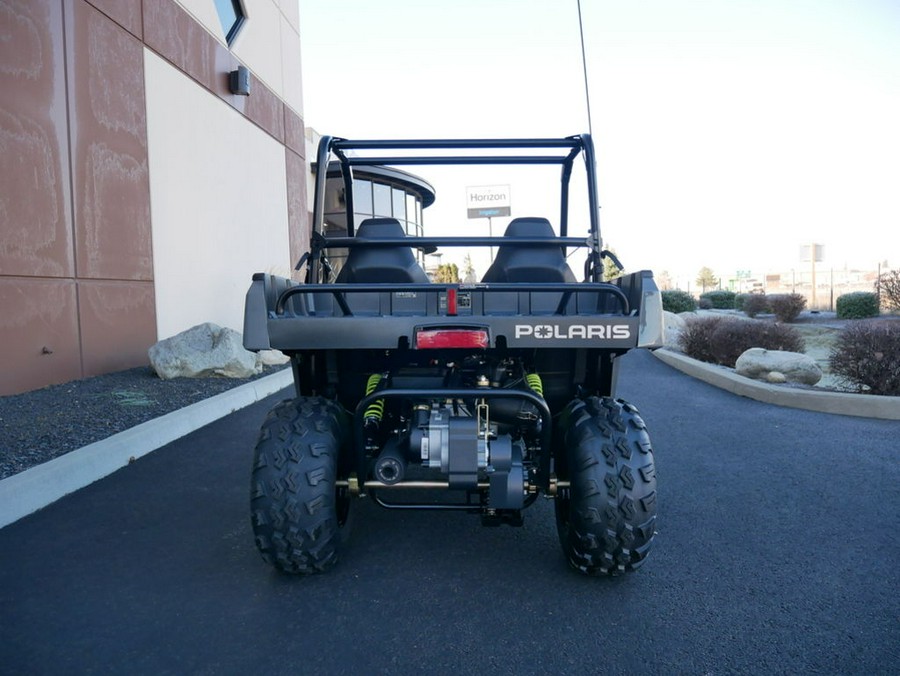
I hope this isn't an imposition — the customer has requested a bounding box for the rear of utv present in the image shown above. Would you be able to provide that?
[242,135,663,576]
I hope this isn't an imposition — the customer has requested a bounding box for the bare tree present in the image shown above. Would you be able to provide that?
[462,254,477,283]
[696,266,719,293]
[656,269,673,290]
[878,269,900,311]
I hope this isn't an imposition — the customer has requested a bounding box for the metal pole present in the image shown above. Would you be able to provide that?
[488,216,494,262]
[577,0,594,136]
[877,261,882,308]
[811,242,817,309]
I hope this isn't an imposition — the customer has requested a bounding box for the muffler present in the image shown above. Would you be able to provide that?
[373,439,406,485]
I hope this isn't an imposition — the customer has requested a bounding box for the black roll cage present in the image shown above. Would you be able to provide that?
[308,134,605,283]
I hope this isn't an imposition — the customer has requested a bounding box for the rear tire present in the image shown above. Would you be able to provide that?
[555,397,657,576]
[250,396,349,574]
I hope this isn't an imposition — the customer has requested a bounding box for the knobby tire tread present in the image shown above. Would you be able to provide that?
[250,396,347,574]
[556,396,657,576]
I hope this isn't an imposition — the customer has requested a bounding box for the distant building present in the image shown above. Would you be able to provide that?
[305,130,435,277]
[721,265,891,311]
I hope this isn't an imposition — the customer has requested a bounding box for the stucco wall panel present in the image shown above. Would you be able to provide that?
[144,49,291,338]
[78,280,156,376]
[231,1,283,102]
[284,106,304,157]
[285,148,308,280]
[279,0,300,35]
[144,0,219,92]
[144,0,265,118]
[166,0,305,117]
[279,12,303,116]
[85,0,143,39]
[244,73,284,142]
[0,278,81,395]
[0,0,73,278]
[171,0,225,45]
[68,0,152,281]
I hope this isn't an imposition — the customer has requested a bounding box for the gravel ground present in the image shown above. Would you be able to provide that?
[0,365,289,480]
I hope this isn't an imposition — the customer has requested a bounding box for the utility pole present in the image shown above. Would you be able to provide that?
[877,260,882,308]
[810,242,817,309]
[488,216,494,263]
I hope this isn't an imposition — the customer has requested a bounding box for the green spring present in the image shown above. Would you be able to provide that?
[364,374,385,421]
[525,373,544,398]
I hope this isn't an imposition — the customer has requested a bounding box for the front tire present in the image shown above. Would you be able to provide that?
[250,396,349,574]
[555,397,657,576]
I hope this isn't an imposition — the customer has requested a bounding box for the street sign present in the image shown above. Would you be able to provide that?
[466,184,511,219]
[800,244,825,263]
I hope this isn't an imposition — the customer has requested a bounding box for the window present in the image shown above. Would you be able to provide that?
[392,188,406,222]
[406,194,418,235]
[373,183,392,218]
[352,179,373,214]
[214,0,245,46]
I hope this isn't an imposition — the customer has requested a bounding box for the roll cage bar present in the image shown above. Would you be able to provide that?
[308,134,605,282]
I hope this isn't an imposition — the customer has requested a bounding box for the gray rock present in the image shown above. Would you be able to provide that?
[735,348,822,386]
[663,311,686,350]
[149,322,262,379]
[257,349,289,366]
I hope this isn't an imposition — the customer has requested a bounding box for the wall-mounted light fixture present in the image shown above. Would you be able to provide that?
[228,65,250,96]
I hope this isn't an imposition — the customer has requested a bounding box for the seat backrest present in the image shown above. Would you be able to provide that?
[335,218,429,284]
[481,217,577,283]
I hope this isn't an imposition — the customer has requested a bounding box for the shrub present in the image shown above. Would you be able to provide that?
[768,293,807,322]
[878,269,900,311]
[678,316,725,364]
[700,289,737,309]
[698,297,712,310]
[743,293,769,318]
[679,316,804,367]
[662,289,696,314]
[734,294,749,311]
[836,292,879,319]
[711,319,804,366]
[829,321,900,395]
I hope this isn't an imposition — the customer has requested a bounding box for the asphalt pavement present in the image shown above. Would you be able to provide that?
[1,350,898,675]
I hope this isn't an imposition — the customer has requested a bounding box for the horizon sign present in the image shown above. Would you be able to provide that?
[800,244,825,263]
[466,184,511,219]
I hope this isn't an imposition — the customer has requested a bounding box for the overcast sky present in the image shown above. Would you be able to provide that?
[297,0,900,284]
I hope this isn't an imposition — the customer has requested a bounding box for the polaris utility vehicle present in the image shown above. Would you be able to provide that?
[243,135,663,576]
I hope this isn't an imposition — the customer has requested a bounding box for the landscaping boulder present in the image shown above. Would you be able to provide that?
[149,322,262,379]
[257,349,289,366]
[663,311,686,350]
[735,348,822,386]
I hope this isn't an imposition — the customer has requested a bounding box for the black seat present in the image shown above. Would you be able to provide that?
[481,217,577,283]
[335,218,429,284]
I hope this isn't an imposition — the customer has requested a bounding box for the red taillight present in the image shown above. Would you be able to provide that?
[446,288,458,316]
[416,329,489,349]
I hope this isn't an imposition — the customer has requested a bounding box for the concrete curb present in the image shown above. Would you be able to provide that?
[0,368,293,529]
[654,349,900,420]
